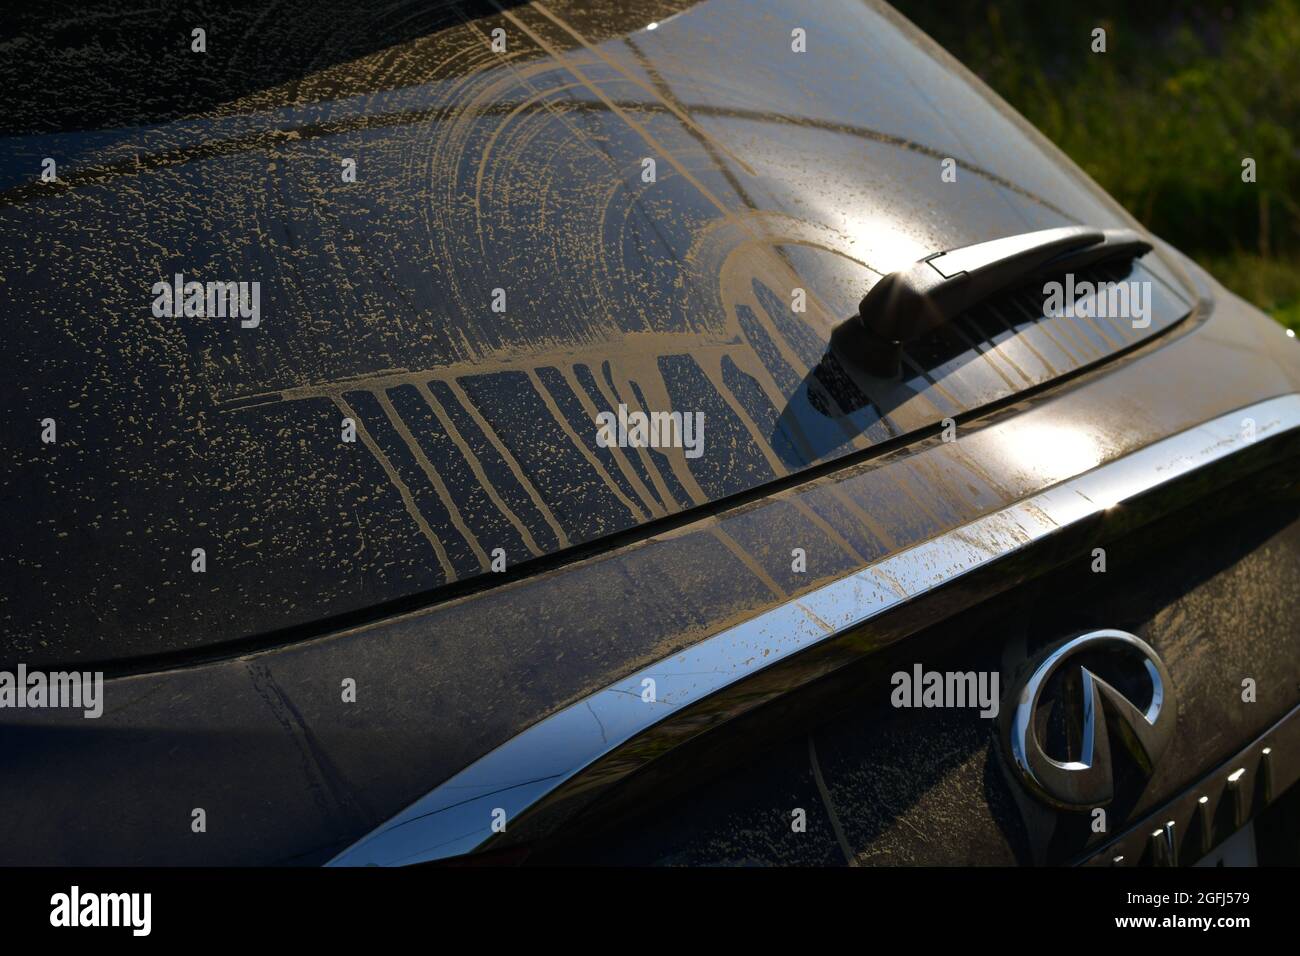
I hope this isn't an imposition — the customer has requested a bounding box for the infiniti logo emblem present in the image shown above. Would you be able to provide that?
[1008,629,1176,809]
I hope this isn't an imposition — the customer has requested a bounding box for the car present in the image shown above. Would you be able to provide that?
[2,0,1298,869]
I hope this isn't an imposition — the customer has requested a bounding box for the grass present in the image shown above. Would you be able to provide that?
[893,0,1300,328]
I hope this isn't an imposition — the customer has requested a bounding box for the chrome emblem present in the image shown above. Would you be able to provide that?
[1008,629,1175,809]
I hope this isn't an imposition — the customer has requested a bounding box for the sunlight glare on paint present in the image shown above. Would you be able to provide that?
[1000,422,1105,487]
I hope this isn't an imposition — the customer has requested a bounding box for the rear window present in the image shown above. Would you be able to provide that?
[0,0,1192,665]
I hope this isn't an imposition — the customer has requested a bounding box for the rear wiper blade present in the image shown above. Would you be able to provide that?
[830,225,1152,377]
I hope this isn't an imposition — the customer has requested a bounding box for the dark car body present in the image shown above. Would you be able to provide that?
[1,0,1298,866]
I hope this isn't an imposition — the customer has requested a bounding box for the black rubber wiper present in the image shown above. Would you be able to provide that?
[830,225,1152,377]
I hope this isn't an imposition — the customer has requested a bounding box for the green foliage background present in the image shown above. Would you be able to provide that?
[893,0,1300,329]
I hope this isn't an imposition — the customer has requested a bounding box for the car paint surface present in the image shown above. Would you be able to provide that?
[2,0,1299,866]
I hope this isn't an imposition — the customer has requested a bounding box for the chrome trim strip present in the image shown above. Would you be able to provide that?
[329,393,1300,866]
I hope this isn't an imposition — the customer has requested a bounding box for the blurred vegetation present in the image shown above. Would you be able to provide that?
[893,0,1300,330]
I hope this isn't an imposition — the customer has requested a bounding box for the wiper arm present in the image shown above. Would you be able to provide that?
[830,225,1152,377]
